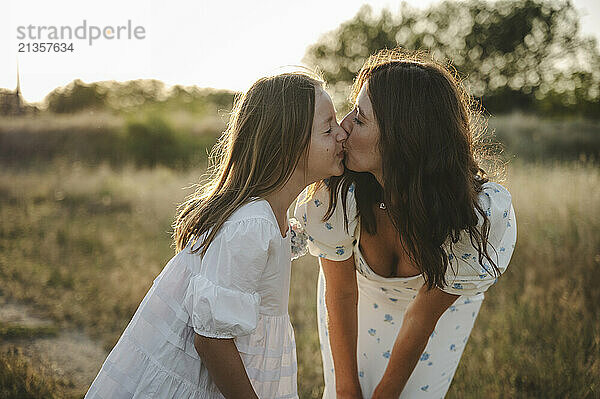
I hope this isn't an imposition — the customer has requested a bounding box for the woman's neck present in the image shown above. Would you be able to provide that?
[373,169,384,188]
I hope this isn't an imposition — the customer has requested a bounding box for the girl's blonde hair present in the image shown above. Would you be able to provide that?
[173,72,324,255]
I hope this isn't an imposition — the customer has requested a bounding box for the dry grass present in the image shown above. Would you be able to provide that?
[488,114,600,162]
[0,347,70,399]
[447,161,600,398]
[0,162,204,349]
[0,112,226,168]
[0,161,598,398]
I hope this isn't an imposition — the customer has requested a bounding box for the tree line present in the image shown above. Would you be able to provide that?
[304,0,600,118]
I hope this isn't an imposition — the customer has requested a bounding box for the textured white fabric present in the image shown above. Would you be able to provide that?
[85,199,298,399]
[441,184,516,296]
[294,181,517,398]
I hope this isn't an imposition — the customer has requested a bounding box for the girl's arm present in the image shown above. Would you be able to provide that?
[320,256,363,399]
[194,334,259,399]
[371,285,459,398]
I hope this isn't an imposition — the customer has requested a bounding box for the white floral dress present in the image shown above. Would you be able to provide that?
[293,181,517,398]
[85,199,298,399]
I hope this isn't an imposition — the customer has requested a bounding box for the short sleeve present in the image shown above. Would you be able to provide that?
[440,182,517,296]
[183,218,277,338]
[294,180,358,261]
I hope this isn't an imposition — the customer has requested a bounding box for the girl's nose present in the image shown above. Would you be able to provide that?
[340,110,354,134]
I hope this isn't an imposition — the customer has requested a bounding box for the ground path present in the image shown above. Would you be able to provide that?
[0,298,107,397]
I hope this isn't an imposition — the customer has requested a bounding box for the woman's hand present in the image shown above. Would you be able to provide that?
[372,285,460,397]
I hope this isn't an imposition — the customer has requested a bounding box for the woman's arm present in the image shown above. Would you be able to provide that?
[194,334,259,399]
[371,285,460,398]
[320,256,363,398]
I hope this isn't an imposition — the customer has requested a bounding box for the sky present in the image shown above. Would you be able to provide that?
[2,0,599,103]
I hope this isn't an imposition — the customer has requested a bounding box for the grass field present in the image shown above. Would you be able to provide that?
[1,112,599,168]
[0,158,598,398]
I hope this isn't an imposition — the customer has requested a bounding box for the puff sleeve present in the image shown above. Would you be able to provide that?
[183,218,278,338]
[440,182,517,296]
[294,181,358,261]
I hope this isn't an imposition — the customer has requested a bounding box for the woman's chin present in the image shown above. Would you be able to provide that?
[344,156,369,173]
[343,157,358,172]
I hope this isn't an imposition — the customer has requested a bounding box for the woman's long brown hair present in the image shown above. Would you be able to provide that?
[173,72,323,255]
[324,49,501,290]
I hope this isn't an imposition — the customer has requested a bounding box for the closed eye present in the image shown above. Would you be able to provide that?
[353,116,364,126]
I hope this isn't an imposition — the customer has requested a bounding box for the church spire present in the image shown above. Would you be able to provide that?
[16,60,21,96]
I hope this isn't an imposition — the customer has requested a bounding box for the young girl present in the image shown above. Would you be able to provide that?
[85,72,347,398]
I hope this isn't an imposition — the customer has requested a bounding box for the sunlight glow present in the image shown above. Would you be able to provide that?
[1,0,598,103]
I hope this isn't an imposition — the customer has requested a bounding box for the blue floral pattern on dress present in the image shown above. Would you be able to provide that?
[289,217,308,260]
[297,180,516,398]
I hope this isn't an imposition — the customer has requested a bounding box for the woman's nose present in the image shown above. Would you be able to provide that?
[340,110,354,134]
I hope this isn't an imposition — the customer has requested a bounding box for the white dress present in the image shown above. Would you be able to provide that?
[293,181,517,398]
[85,199,298,399]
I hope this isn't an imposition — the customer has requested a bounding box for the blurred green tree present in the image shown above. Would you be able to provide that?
[43,79,235,115]
[103,79,168,109]
[123,115,204,168]
[305,0,600,118]
[45,79,108,113]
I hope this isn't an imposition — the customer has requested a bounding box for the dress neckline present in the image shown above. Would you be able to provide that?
[354,217,423,282]
[251,197,290,240]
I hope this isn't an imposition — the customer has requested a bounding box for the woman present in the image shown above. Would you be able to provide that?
[85,72,347,398]
[294,50,517,398]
